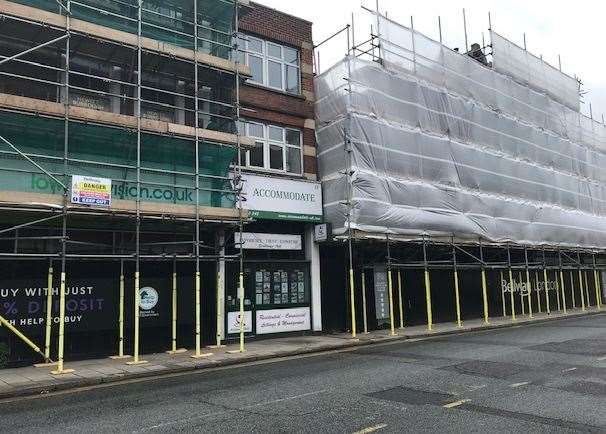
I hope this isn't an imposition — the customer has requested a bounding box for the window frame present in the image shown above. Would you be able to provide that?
[240,120,303,176]
[239,33,301,95]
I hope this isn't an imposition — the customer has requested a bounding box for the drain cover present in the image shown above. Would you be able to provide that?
[367,386,454,406]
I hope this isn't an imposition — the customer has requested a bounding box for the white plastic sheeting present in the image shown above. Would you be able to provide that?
[315,54,606,248]
[375,14,605,152]
[490,31,579,112]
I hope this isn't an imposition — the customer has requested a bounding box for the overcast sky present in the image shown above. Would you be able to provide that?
[254,0,606,120]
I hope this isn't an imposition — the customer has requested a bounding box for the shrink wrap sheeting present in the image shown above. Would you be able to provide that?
[316,49,606,247]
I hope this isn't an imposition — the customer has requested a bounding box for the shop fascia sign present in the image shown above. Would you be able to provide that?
[239,173,322,222]
[236,232,302,250]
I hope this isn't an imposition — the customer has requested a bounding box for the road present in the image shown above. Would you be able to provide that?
[2,314,606,433]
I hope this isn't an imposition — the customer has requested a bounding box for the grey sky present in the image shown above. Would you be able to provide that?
[253,0,606,120]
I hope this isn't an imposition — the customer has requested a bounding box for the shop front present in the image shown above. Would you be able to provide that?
[223,173,323,340]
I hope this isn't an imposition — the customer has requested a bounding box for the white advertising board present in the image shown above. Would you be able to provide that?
[255,307,311,334]
[236,232,302,250]
[240,174,322,222]
[227,310,252,334]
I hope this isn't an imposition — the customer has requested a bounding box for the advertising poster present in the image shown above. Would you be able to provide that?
[255,307,311,334]
[227,310,252,334]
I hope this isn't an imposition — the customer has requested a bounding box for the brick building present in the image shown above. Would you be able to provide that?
[222,2,322,337]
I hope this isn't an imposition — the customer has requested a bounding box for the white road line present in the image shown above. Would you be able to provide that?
[562,367,577,372]
[597,355,606,361]
[353,423,388,434]
[443,399,471,408]
[136,389,329,432]
[509,381,530,388]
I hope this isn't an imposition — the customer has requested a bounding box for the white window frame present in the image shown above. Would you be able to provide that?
[240,121,303,175]
[239,34,301,94]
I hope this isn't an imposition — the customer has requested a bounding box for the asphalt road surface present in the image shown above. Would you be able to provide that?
[2,314,606,433]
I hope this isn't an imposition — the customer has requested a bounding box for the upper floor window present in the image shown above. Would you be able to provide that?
[238,34,301,94]
[239,121,303,175]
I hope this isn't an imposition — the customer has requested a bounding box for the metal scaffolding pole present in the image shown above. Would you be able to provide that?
[558,249,566,313]
[191,0,212,360]
[507,244,516,321]
[127,0,147,366]
[479,240,489,324]
[51,0,73,375]
[524,247,533,318]
[228,1,246,355]
[452,239,462,327]
[542,248,550,314]
[386,235,396,336]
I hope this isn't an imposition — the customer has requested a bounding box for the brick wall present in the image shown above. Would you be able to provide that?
[239,2,316,179]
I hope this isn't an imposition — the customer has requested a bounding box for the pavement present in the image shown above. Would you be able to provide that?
[0,306,602,401]
[1,310,606,433]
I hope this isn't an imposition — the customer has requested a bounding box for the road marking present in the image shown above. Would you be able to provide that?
[510,381,530,388]
[353,423,388,434]
[597,355,606,361]
[136,389,330,432]
[443,399,471,408]
[562,367,577,372]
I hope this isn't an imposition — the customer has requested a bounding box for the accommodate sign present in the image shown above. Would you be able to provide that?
[240,173,322,222]
[71,175,111,206]
[255,307,311,334]
[236,232,302,250]
[227,310,252,334]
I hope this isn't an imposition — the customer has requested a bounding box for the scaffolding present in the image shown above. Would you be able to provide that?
[0,0,250,371]
[315,8,605,336]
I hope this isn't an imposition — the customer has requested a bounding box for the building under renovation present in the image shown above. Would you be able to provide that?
[0,0,253,368]
[316,11,606,334]
[0,0,322,369]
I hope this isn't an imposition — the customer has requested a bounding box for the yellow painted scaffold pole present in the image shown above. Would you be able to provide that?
[452,241,462,327]
[591,253,602,310]
[127,271,147,365]
[44,264,53,361]
[519,272,525,316]
[542,248,550,314]
[423,237,433,331]
[110,260,129,359]
[507,245,516,321]
[535,271,541,313]
[479,240,489,324]
[524,248,533,319]
[584,269,591,307]
[386,235,396,336]
[238,271,245,352]
[167,259,186,355]
[361,270,369,334]
[35,263,57,367]
[349,267,357,338]
[397,270,404,329]
[577,254,586,311]
[51,271,74,374]
[500,270,506,317]
[388,268,396,336]
[569,270,576,309]
[0,315,48,362]
[558,250,567,313]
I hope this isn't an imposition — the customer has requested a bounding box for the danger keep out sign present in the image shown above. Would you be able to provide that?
[71,175,111,207]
